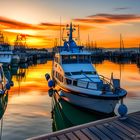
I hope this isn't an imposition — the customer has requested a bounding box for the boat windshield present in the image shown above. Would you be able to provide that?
[71,71,96,75]
[62,55,91,64]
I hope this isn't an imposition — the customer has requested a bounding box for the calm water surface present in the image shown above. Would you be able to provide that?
[1,60,140,139]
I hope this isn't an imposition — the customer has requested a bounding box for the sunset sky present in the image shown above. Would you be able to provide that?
[0,0,140,48]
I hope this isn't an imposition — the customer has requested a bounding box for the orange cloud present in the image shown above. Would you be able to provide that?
[0,16,69,32]
[0,16,43,30]
[73,13,140,24]
[0,15,139,49]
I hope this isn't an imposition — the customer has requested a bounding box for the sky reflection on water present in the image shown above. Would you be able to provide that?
[1,60,140,139]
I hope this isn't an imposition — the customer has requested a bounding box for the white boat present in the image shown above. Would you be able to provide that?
[50,23,127,114]
[0,32,13,64]
[0,44,13,64]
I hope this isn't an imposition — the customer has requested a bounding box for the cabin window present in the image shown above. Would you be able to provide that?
[66,78,72,85]
[73,80,77,86]
[79,55,84,63]
[55,57,60,64]
[84,55,90,63]
[65,72,71,76]
[62,55,69,64]
[55,57,58,63]
[56,72,63,83]
[85,71,96,75]
[71,72,81,75]
[69,55,77,63]
[78,55,91,63]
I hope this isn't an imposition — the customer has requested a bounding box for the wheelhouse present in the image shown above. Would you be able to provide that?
[54,53,92,65]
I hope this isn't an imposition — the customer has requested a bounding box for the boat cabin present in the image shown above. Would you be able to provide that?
[55,52,92,65]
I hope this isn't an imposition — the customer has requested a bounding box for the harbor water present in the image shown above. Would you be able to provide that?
[0,59,140,139]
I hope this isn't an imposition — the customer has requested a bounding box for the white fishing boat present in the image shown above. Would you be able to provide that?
[0,32,13,64]
[47,23,127,114]
[0,44,13,64]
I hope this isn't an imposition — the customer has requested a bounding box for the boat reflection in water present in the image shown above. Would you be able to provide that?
[51,91,115,131]
[0,92,8,139]
[0,92,8,119]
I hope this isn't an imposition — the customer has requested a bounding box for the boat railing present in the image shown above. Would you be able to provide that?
[65,74,119,92]
[99,75,115,90]
[99,75,121,91]
[54,46,84,53]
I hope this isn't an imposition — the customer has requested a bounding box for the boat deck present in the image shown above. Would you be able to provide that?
[28,111,140,140]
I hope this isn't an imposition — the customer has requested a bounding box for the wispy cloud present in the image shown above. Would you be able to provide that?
[0,16,67,31]
[0,16,43,30]
[40,22,93,30]
[113,7,131,11]
[0,16,94,34]
[73,13,140,25]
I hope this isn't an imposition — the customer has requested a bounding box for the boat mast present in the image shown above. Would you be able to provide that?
[78,25,80,45]
[69,22,73,42]
[120,34,124,52]
[120,34,122,52]
[60,16,62,46]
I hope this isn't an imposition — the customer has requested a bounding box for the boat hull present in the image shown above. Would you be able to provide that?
[59,90,119,114]
[53,77,126,114]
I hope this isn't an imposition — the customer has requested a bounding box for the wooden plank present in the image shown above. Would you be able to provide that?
[65,132,79,140]
[89,126,111,140]
[130,114,140,119]
[81,128,100,140]
[57,134,68,140]
[128,117,140,126]
[130,111,140,116]
[128,116,140,126]
[96,124,122,140]
[130,113,140,119]
[121,121,140,133]
[111,122,136,139]
[27,111,140,140]
[121,119,140,132]
[130,115,140,120]
[73,130,90,140]
[49,137,58,140]
[114,120,139,135]
[104,123,132,140]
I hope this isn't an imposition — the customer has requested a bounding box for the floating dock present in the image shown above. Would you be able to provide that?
[28,111,140,140]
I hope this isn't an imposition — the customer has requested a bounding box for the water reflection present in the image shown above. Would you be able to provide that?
[52,92,114,131]
[2,59,52,140]
[0,92,8,140]
[0,92,8,120]
[0,58,140,139]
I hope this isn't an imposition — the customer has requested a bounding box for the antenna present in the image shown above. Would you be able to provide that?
[60,16,62,46]
[120,34,122,52]
[88,34,90,50]
[78,25,80,45]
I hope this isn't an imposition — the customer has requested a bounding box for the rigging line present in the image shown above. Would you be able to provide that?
[81,71,93,82]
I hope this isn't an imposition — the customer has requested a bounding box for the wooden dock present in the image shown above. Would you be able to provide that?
[28,111,140,140]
